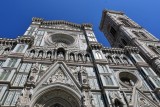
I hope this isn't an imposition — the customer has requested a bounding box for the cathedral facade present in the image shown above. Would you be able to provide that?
[0,9,159,107]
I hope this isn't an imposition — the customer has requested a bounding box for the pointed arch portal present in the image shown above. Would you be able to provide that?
[32,85,80,107]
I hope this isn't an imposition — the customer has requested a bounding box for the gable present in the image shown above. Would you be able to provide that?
[34,61,81,94]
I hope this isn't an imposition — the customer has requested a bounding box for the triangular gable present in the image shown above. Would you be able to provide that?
[136,88,160,107]
[34,61,81,94]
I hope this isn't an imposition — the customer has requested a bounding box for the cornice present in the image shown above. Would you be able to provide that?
[102,46,139,54]
[124,46,139,53]
[0,38,17,46]
[32,17,92,29]
[99,9,124,31]
[102,47,125,54]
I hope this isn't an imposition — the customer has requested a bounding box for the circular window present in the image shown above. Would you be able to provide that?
[119,72,139,87]
[46,33,75,46]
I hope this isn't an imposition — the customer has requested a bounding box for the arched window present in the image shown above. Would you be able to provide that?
[139,32,147,39]
[121,39,127,46]
[122,57,129,64]
[119,18,133,27]
[110,26,117,37]
[96,52,102,59]
[106,56,113,63]
[115,56,121,64]
[132,31,140,38]
[148,45,159,54]
[30,50,35,57]
[132,31,147,39]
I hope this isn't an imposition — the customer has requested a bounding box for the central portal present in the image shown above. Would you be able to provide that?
[33,88,80,107]
[52,103,64,107]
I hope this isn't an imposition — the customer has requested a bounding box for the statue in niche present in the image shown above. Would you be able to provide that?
[70,54,74,61]
[57,51,64,59]
[38,52,43,58]
[29,63,39,83]
[85,55,90,62]
[79,66,88,85]
[47,52,52,59]
[78,54,82,61]
[16,87,33,107]
[30,51,35,58]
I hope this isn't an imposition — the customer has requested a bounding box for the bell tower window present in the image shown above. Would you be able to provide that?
[132,31,147,39]
[121,39,127,46]
[119,18,133,27]
[110,27,116,37]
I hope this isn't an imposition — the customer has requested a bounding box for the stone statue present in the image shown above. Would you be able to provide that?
[70,54,74,61]
[78,54,82,61]
[58,51,64,59]
[16,87,33,107]
[47,52,52,58]
[86,55,90,62]
[28,63,39,83]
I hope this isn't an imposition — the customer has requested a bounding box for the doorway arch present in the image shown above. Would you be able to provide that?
[30,84,81,107]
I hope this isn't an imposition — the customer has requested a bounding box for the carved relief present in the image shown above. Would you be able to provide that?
[28,63,39,84]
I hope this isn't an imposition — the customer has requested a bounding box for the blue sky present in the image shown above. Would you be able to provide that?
[0,0,159,46]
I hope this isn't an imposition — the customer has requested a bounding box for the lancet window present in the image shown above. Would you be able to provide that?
[122,57,129,64]
[106,56,113,63]
[115,56,121,64]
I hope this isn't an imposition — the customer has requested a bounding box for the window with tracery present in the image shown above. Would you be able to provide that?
[122,57,129,64]
[132,31,147,39]
[119,18,133,27]
[149,45,160,54]
[115,56,121,64]
[106,56,113,63]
